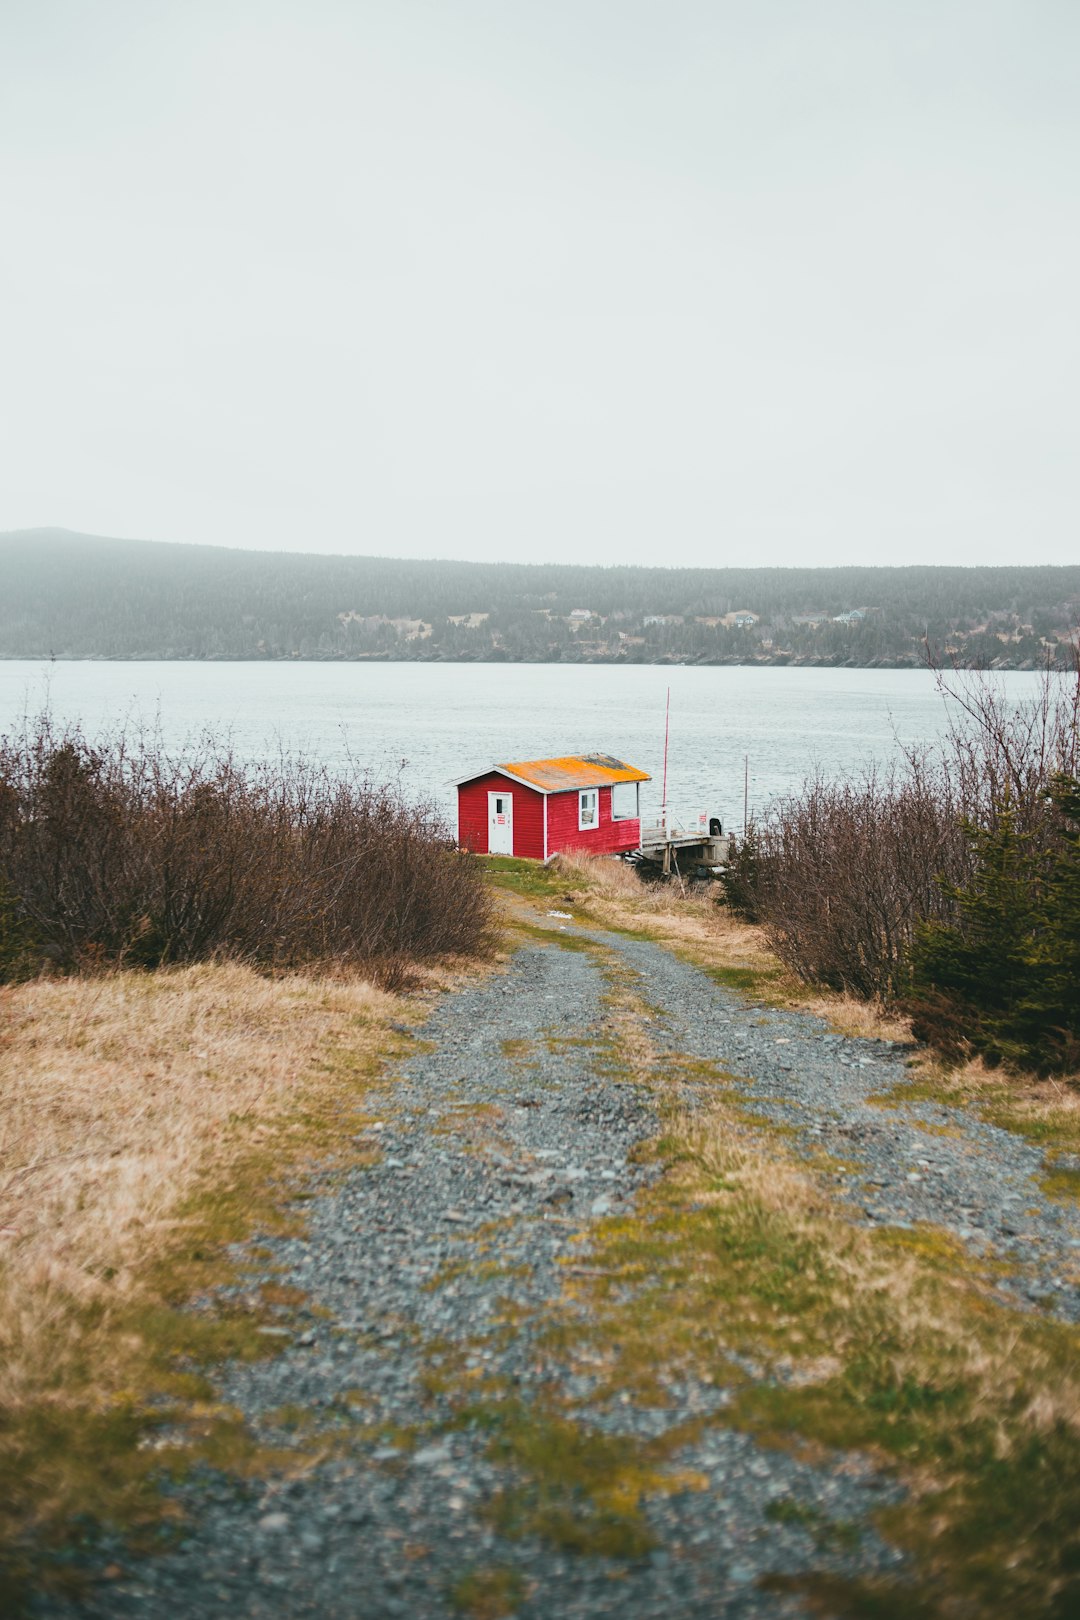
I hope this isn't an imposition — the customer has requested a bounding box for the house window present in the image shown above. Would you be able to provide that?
[611,781,638,820]
[579,788,598,829]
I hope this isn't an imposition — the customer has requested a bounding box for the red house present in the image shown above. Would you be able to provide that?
[455,753,651,862]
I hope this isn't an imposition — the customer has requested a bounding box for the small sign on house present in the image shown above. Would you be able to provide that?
[454,754,651,861]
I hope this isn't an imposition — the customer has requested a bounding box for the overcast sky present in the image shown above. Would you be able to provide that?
[2,1,1077,567]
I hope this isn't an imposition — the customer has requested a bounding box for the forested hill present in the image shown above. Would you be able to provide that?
[3,529,1078,668]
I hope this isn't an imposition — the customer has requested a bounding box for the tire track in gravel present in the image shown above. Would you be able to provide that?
[599,932,1080,1321]
[39,909,1079,1619]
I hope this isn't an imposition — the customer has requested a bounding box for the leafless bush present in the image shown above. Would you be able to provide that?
[0,717,491,984]
[926,660,1080,832]
[745,762,968,1000]
[727,662,1080,1004]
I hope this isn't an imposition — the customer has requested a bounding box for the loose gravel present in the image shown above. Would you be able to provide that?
[30,914,1078,1618]
[606,934,1080,1321]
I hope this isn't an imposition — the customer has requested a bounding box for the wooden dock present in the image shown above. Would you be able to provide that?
[631,824,733,877]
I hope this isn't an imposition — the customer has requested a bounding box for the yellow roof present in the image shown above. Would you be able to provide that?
[496,753,651,792]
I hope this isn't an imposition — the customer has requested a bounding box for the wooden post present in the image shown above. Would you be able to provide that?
[661,686,670,832]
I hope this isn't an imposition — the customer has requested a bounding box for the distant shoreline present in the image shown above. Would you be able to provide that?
[0,653,1060,672]
[5,531,1076,672]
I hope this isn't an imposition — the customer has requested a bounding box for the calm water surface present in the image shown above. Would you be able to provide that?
[0,662,1046,832]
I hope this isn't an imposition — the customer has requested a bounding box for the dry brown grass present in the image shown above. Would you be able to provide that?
[913,1051,1080,1112]
[0,961,399,1430]
[549,849,648,899]
[549,852,764,953]
[795,991,913,1045]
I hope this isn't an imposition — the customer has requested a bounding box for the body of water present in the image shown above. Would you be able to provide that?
[0,662,1047,833]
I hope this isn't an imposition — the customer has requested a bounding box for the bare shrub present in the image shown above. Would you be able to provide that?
[929,660,1080,833]
[726,663,1080,1008]
[745,762,968,1001]
[0,717,492,982]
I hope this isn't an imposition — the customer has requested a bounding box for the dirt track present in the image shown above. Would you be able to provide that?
[31,904,1080,1619]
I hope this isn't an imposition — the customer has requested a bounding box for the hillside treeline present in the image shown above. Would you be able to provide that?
[2,529,1078,668]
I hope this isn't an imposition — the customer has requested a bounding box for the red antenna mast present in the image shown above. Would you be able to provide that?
[660,686,670,830]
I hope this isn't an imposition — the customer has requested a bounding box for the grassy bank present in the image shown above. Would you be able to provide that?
[0,959,430,1602]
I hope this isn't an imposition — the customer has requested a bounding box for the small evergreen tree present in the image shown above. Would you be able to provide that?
[719,823,766,923]
[1018,775,1080,1072]
[0,875,32,982]
[908,778,1080,1074]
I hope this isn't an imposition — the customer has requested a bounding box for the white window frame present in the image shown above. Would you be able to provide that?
[578,788,599,829]
[611,781,639,821]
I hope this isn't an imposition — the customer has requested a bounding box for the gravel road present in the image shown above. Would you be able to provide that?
[31,911,1080,1619]
[609,934,1080,1322]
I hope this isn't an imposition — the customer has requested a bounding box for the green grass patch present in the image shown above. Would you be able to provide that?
[765,1496,860,1550]
[1042,1164,1080,1203]
[510,920,593,953]
[699,959,790,1002]
[469,1399,703,1560]
[479,857,568,901]
[448,1563,525,1618]
[500,1037,535,1062]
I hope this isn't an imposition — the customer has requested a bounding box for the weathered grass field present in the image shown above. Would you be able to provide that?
[0,962,413,1595]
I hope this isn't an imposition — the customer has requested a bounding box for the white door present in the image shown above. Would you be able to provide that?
[488,790,513,854]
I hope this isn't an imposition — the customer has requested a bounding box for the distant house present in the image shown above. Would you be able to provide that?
[568,608,594,621]
[721,610,759,628]
[644,614,684,627]
[832,610,866,624]
[455,753,650,861]
[337,612,431,639]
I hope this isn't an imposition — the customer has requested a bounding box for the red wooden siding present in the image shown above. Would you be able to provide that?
[545,784,641,857]
[456,771,546,859]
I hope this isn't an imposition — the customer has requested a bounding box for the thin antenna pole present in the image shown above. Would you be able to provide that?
[743,754,749,834]
[661,686,671,831]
